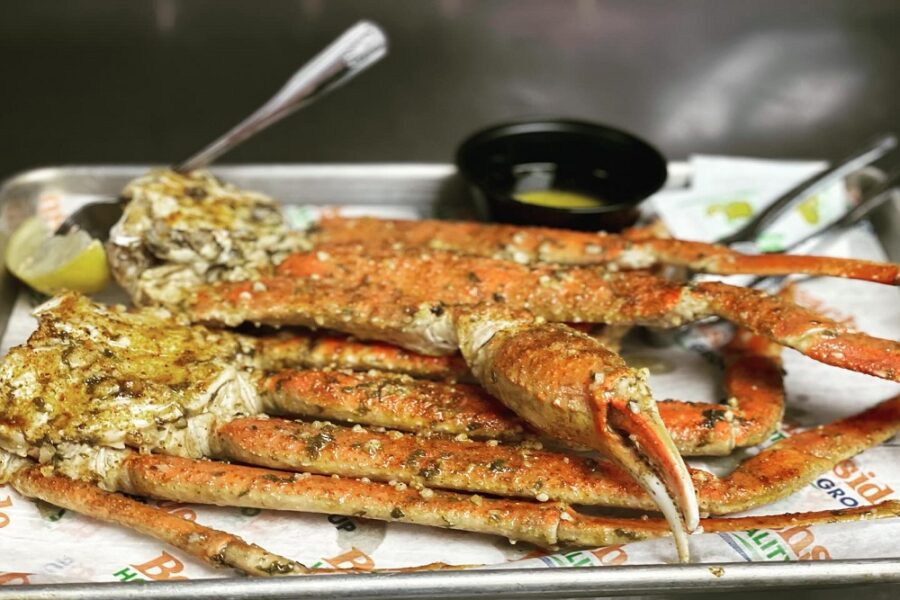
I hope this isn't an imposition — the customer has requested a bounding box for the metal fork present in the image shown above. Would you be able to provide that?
[56,20,388,240]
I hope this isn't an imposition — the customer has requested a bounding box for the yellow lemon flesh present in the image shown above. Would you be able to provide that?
[513,189,605,209]
[5,216,110,295]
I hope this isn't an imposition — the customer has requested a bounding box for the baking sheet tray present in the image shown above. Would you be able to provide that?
[0,163,897,599]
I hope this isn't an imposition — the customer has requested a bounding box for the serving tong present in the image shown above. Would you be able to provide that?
[660,135,900,352]
[56,21,388,240]
[715,133,897,249]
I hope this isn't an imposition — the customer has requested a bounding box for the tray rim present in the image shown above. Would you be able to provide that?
[0,163,897,598]
[0,161,695,194]
[2,560,900,600]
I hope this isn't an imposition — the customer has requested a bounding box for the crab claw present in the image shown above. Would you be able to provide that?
[603,385,700,558]
[454,308,698,561]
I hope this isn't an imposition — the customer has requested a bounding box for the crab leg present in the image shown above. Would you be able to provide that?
[250,324,624,381]
[659,327,785,455]
[568,501,900,547]
[260,363,772,455]
[252,332,470,381]
[696,392,900,514]
[261,369,529,441]
[213,416,655,509]
[111,452,900,550]
[246,309,680,373]
[2,451,459,576]
[191,245,900,381]
[0,452,303,576]
[315,217,900,285]
[117,452,566,548]
[214,392,900,516]
[258,314,700,559]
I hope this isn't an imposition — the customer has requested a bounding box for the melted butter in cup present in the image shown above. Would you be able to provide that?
[513,189,605,209]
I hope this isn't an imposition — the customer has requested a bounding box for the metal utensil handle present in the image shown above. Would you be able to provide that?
[716,133,898,245]
[176,21,387,172]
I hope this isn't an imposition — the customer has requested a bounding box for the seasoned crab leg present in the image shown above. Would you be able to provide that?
[696,392,900,514]
[314,217,900,285]
[110,452,900,549]
[253,331,471,381]
[250,323,625,382]
[0,294,699,562]
[191,245,900,381]
[0,451,303,576]
[3,451,464,577]
[659,326,785,455]
[261,369,529,441]
[216,392,900,515]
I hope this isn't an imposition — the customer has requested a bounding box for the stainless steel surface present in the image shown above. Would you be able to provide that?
[3,560,900,600]
[0,163,897,599]
[717,133,898,245]
[4,1,900,180]
[56,21,388,239]
[177,21,388,172]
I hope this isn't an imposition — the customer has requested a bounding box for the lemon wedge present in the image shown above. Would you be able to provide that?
[5,216,110,295]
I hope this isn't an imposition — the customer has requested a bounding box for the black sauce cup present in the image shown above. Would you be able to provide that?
[455,119,668,232]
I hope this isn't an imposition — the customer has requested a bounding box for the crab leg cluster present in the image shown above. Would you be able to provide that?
[216,391,900,515]
[2,293,900,576]
[188,244,900,380]
[110,171,899,561]
[178,242,899,538]
[0,293,701,559]
[255,318,781,456]
[3,169,898,574]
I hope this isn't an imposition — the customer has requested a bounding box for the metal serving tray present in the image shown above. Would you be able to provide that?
[0,164,898,600]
